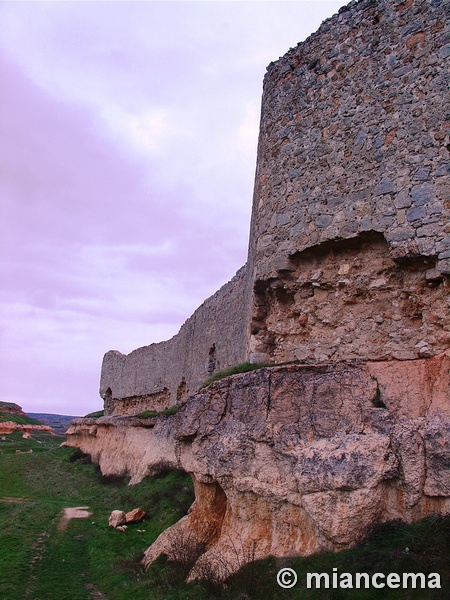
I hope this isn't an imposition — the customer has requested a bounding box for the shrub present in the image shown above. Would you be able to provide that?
[201,363,268,388]
[84,410,104,418]
[137,406,180,419]
[69,448,92,464]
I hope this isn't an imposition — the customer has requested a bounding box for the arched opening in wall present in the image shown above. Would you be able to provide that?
[207,345,217,376]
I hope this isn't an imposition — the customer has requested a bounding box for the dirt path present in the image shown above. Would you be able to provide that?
[0,496,30,503]
[21,506,109,599]
[58,506,93,531]
[24,531,50,599]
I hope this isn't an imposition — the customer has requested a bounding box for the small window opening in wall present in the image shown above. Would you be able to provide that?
[308,58,319,71]
[207,344,217,376]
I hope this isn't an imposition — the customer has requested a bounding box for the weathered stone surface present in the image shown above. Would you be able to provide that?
[422,419,450,497]
[248,0,449,282]
[100,266,251,416]
[67,358,450,580]
[99,0,450,419]
[65,417,178,485]
[108,510,126,528]
[249,233,450,365]
[0,421,55,436]
[368,350,450,418]
[125,508,146,524]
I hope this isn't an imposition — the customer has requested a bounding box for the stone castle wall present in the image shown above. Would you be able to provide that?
[248,0,450,365]
[249,0,449,277]
[101,0,449,415]
[100,266,251,415]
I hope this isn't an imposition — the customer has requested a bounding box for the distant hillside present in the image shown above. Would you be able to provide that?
[0,401,27,415]
[0,402,78,435]
[0,401,41,425]
[28,413,79,435]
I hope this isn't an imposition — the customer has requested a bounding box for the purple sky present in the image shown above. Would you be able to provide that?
[1,1,347,416]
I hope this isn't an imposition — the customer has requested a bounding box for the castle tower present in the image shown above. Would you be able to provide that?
[247,0,450,365]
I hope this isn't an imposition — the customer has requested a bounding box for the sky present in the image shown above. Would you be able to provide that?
[0,0,347,416]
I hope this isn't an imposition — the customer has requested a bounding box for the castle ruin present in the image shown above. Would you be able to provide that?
[100,0,450,417]
[68,0,450,579]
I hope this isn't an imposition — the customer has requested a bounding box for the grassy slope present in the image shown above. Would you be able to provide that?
[0,432,449,600]
[0,401,41,426]
[0,432,195,600]
[0,412,42,426]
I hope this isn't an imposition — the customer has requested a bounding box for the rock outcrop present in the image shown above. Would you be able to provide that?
[66,353,450,580]
[0,421,55,436]
[0,402,28,417]
[0,402,55,437]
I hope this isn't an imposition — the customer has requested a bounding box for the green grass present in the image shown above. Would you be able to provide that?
[1,433,449,599]
[201,362,268,388]
[0,430,62,454]
[83,406,179,420]
[0,433,195,600]
[0,411,42,425]
[200,360,303,389]
[84,410,104,418]
[136,405,180,419]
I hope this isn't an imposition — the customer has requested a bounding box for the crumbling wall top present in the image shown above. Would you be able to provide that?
[249,0,450,280]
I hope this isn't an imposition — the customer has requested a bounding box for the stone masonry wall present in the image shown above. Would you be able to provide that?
[100,266,251,415]
[247,0,450,364]
[100,0,449,413]
[249,0,449,279]
[250,231,449,364]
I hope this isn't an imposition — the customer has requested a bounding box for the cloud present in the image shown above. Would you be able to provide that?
[0,1,347,414]
[117,109,177,156]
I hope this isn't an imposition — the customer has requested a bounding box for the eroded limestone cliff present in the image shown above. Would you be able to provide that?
[66,354,450,580]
